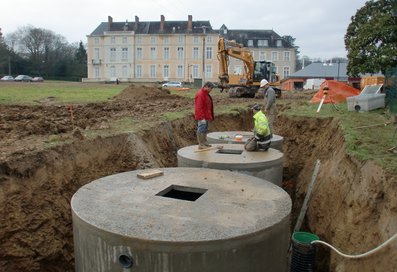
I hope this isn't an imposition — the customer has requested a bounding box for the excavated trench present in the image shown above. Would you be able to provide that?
[1,111,396,271]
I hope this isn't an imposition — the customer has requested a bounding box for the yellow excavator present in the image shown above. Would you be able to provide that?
[217,37,281,98]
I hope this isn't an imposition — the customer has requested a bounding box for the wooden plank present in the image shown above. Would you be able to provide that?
[137,169,164,179]
[293,159,321,233]
[194,146,223,153]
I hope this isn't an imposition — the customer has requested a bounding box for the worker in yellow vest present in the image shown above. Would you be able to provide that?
[244,104,272,151]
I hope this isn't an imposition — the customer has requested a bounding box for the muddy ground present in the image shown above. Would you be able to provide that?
[0,85,396,271]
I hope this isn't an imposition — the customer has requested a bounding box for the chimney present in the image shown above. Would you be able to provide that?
[160,15,165,32]
[108,16,113,30]
[134,16,139,30]
[188,15,193,32]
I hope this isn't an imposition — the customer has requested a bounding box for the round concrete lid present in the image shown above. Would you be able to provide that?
[207,131,283,144]
[177,144,283,167]
[71,168,291,242]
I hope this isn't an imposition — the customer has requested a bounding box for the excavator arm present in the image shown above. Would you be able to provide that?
[217,38,255,89]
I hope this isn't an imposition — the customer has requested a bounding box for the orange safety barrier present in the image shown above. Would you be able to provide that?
[311,80,360,104]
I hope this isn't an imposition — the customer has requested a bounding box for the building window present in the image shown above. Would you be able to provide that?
[205,65,212,78]
[259,52,266,61]
[276,40,282,47]
[110,66,116,77]
[163,37,170,44]
[163,65,169,78]
[95,48,100,59]
[95,67,100,78]
[193,36,199,44]
[206,36,212,43]
[193,47,199,59]
[193,65,199,78]
[111,37,115,44]
[122,36,127,44]
[110,48,116,61]
[150,36,156,44]
[136,36,143,44]
[150,65,156,78]
[247,40,253,47]
[283,66,290,78]
[258,40,268,47]
[136,65,142,78]
[272,51,278,61]
[122,65,128,78]
[177,47,184,59]
[178,36,184,44]
[177,65,183,78]
[206,47,212,59]
[284,51,290,61]
[150,47,156,59]
[137,48,143,59]
[122,48,128,60]
[94,37,99,44]
[164,47,170,60]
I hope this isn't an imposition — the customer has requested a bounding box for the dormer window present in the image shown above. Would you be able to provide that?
[248,40,253,47]
[258,40,268,47]
[276,40,282,47]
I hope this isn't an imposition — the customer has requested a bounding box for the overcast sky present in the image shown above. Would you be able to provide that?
[1,0,367,59]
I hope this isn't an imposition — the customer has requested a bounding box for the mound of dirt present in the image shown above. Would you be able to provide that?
[114,84,172,102]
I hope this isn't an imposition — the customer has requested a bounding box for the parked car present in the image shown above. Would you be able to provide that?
[162,81,182,88]
[31,77,44,82]
[0,75,14,81]
[14,75,32,82]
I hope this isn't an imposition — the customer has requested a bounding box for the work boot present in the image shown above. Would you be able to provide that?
[203,133,212,147]
[197,133,207,149]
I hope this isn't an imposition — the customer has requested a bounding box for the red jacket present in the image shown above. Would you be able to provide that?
[194,87,214,121]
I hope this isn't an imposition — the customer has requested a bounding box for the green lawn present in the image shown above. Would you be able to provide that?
[0,81,126,105]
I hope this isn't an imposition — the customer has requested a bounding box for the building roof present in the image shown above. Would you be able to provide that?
[89,16,216,36]
[218,26,293,48]
[289,62,348,79]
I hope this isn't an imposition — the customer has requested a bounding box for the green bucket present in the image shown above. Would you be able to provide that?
[292,231,319,245]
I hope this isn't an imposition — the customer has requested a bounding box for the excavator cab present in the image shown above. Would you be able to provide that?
[253,61,276,83]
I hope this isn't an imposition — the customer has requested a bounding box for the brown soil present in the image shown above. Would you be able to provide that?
[0,85,396,271]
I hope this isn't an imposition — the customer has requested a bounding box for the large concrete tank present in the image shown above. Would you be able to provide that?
[207,131,284,151]
[177,144,283,186]
[71,167,291,272]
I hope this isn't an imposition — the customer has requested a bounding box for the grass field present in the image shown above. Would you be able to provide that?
[0,81,126,105]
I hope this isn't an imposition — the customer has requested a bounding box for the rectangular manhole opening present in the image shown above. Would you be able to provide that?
[156,185,207,201]
[216,149,243,155]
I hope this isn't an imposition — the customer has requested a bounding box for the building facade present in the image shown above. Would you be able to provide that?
[85,15,296,83]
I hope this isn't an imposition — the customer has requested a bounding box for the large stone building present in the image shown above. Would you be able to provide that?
[85,15,296,83]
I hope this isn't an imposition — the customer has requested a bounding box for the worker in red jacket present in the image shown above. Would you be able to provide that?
[194,81,215,149]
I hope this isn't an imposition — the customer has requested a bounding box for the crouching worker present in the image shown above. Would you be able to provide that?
[244,104,272,151]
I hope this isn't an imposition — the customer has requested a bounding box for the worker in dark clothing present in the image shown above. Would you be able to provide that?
[244,104,272,151]
[259,79,277,136]
[194,82,215,149]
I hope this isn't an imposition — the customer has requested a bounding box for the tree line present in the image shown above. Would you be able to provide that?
[0,26,87,81]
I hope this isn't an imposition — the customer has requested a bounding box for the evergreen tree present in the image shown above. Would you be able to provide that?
[345,0,397,76]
